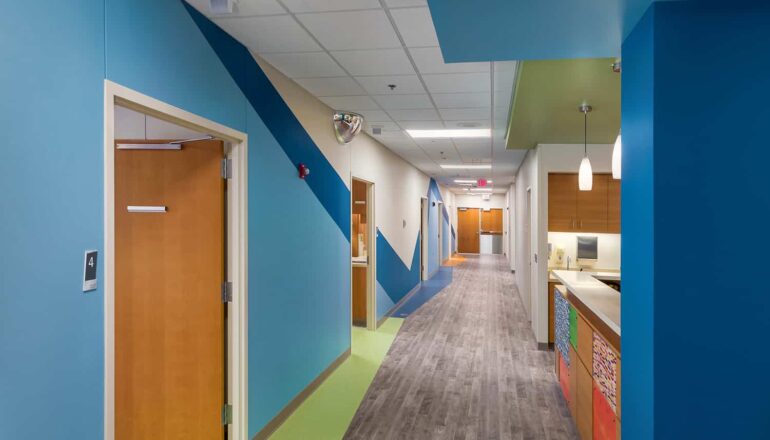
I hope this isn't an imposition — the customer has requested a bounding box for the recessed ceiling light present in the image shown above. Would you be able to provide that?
[454,179,493,184]
[407,129,491,139]
[440,164,492,169]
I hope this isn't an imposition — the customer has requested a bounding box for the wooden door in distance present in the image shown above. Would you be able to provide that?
[577,174,609,232]
[548,174,578,232]
[115,140,225,440]
[457,208,480,253]
[480,208,503,233]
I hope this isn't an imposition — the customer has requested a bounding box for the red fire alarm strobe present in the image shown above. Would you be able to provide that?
[298,163,310,179]
[477,178,487,187]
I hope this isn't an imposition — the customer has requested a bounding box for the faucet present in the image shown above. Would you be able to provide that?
[566,255,572,270]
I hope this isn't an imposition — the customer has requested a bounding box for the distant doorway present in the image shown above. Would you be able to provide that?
[420,198,429,280]
[351,178,376,330]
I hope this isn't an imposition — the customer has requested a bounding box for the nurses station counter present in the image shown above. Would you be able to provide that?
[551,270,621,440]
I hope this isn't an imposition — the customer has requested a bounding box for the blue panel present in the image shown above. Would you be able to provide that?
[391,267,453,318]
[376,281,396,321]
[246,107,350,436]
[377,230,420,305]
[620,5,655,440]
[0,1,105,438]
[184,2,351,240]
[427,0,654,61]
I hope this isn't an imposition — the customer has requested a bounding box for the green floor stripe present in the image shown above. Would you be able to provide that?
[269,318,404,440]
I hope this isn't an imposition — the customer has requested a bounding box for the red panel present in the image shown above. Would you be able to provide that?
[559,353,570,401]
[593,383,617,440]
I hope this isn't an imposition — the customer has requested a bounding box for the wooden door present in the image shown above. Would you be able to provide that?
[577,174,609,232]
[607,178,621,233]
[115,140,225,440]
[548,174,578,232]
[457,208,480,253]
[480,208,503,233]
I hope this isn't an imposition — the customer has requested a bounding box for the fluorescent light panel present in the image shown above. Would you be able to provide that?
[406,129,491,139]
[454,179,493,184]
[440,164,492,169]
[470,188,493,192]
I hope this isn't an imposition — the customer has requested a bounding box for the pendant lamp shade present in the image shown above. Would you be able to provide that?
[579,157,593,191]
[612,134,622,179]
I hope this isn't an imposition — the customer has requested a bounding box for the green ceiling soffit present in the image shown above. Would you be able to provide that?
[506,58,621,150]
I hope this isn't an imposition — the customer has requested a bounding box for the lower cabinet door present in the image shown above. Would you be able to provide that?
[576,360,593,440]
[593,383,617,440]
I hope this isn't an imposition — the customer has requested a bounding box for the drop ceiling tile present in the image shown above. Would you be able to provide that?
[297,10,400,50]
[422,72,491,94]
[214,15,320,52]
[444,120,491,129]
[454,138,492,150]
[409,47,489,74]
[294,76,365,96]
[390,7,439,47]
[431,92,490,109]
[356,110,392,121]
[258,52,345,78]
[282,0,380,13]
[412,138,454,148]
[384,0,427,7]
[332,49,414,76]
[320,95,381,110]
[354,75,426,95]
[425,148,461,163]
[388,108,440,120]
[373,93,433,110]
[438,107,491,121]
[185,0,286,16]
[365,120,401,133]
[395,120,446,130]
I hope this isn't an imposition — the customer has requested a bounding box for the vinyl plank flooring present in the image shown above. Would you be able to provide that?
[344,255,578,440]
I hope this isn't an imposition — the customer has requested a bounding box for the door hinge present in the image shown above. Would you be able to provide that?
[222,403,233,425]
[221,281,233,303]
[221,158,233,179]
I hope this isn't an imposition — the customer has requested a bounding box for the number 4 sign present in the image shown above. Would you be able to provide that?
[83,250,98,292]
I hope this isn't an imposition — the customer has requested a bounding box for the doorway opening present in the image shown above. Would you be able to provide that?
[104,81,248,440]
[420,197,429,280]
[351,178,376,330]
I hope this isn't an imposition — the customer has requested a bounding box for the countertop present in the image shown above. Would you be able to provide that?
[551,270,621,339]
[548,268,620,283]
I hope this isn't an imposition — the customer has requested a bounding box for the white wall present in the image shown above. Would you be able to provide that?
[454,193,507,209]
[547,232,621,270]
[514,143,615,344]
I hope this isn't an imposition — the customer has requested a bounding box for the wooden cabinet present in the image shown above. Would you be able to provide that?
[548,174,578,231]
[480,208,503,233]
[607,178,621,233]
[577,174,608,232]
[576,358,593,440]
[548,173,620,234]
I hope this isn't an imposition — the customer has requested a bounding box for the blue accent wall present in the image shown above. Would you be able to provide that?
[376,281,396,322]
[427,0,658,62]
[1,1,351,438]
[376,230,420,306]
[0,1,105,438]
[623,2,770,438]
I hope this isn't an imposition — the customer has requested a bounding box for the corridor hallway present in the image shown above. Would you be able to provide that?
[344,255,578,440]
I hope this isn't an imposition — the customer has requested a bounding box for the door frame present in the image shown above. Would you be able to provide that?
[103,80,249,440]
[350,177,377,331]
[420,197,429,281]
[437,202,443,264]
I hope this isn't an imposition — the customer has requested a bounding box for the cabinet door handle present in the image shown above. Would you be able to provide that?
[580,220,583,228]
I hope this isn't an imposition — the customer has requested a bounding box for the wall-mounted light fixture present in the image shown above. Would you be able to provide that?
[578,104,593,191]
[333,111,364,144]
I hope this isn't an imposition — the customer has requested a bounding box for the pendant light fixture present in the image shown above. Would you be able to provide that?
[612,132,622,179]
[578,104,593,191]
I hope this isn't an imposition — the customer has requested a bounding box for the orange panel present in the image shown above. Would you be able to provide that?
[593,383,617,440]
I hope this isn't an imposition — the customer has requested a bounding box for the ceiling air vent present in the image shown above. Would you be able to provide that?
[371,126,383,135]
[210,0,235,14]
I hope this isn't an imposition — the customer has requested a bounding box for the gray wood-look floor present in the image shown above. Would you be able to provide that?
[344,255,578,440]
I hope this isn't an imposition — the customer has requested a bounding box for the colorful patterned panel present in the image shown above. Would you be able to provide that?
[559,352,570,401]
[569,306,578,349]
[593,332,619,413]
[593,383,617,440]
[554,290,570,365]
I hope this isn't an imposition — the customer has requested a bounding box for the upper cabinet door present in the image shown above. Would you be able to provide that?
[548,174,578,232]
[607,178,621,233]
[577,174,609,232]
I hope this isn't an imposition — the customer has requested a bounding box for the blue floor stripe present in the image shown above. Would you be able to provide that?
[391,266,453,318]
